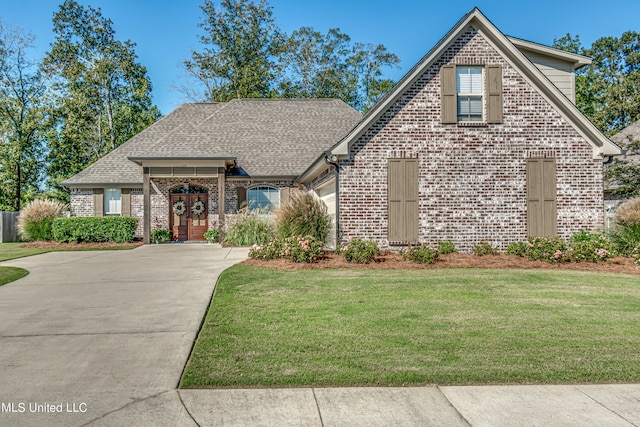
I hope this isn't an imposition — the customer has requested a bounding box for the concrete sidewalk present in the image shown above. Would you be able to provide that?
[177,384,640,426]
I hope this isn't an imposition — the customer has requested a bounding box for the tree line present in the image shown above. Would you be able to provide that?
[0,0,400,211]
[554,32,640,196]
[0,0,158,211]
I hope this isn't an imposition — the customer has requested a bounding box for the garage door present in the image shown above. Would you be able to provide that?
[315,179,336,250]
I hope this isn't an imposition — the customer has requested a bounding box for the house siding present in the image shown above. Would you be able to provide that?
[338,28,603,253]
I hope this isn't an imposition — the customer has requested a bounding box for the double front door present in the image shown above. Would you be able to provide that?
[170,193,208,241]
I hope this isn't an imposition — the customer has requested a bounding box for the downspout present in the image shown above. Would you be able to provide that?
[324,151,340,250]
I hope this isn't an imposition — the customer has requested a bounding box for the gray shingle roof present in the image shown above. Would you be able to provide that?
[605,120,640,191]
[62,99,362,186]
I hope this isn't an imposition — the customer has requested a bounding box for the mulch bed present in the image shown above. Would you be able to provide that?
[241,252,640,275]
[20,241,637,274]
[20,241,144,250]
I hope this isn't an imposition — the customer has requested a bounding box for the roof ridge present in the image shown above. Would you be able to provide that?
[228,98,343,103]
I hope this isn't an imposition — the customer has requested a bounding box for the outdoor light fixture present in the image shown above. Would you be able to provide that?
[183,181,189,189]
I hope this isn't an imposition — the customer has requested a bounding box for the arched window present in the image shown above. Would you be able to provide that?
[247,186,279,211]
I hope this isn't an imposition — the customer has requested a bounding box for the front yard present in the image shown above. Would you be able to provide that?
[181,266,640,388]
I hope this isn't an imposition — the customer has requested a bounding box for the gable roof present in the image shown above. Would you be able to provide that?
[312,7,620,177]
[62,99,362,186]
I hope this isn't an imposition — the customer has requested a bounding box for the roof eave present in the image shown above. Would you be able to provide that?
[296,151,331,184]
[127,156,237,166]
[61,182,143,189]
[507,36,593,68]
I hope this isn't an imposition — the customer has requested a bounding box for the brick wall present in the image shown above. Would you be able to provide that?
[338,28,604,253]
[130,189,144,238]
[69,189,94,217]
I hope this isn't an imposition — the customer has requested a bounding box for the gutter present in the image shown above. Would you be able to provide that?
[324,151,341,250]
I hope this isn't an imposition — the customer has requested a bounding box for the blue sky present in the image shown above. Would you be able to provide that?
[2,0,639,115]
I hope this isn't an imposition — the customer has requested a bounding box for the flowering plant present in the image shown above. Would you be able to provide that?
[249,235,323,263]
[338,238,380,264]
[568,231,616,263]
[525,236,567,263]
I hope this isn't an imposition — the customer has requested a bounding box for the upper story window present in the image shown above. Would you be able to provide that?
[247,186,279,211]
[441,64,501,125]
[104,188,122,215]
[456,66,483,121]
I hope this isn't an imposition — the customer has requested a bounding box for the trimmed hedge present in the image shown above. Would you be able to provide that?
[52,217,138,243]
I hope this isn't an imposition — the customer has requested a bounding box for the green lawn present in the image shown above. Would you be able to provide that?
[0,243,51,262]
[181,266,640,388]
[0,242,139,263]
[0,266,29,286]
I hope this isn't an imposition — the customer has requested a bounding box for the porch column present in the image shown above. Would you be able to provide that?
[218,167,225,241]
[143,167,151,244]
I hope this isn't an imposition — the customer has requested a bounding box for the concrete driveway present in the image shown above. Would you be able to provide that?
[0,244,248,426]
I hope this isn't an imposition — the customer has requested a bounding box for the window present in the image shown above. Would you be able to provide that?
[441,64,501,124]
[104,188,122,215]
[247,186,279,211]
[456,66,483,121]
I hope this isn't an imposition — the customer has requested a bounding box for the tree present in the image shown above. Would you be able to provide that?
[554,32,640,197]
[182,0,282,102]
[183,0,400,111]
[555,31,640,136]
[278,27,357,103]
[276,27,399,111]
[44,0,159,194]
[0,21,51,211]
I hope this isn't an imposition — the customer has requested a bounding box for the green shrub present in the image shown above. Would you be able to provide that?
[52,216,138,243]
[401,245,439,264]
[249,235,324,263]
[22,219,54,242]
[610,223,640,256]
[224,208,275,246]
[203,229,219,243]
[525,236,567,263]
[338,238,381,264]
[276,191,330,244]
[472,241,498,256]
[437,240,458,254]
[17,198,68,241]
[505,241,528,257]
[151,228,172,244]
[568,231,616,262]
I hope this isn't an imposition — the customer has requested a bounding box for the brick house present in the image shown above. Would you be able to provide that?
[63,8,621,250]
[62,99,362,243]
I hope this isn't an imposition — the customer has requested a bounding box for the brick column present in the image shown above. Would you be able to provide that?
[217,167,225,241]
[143,167,151,244]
